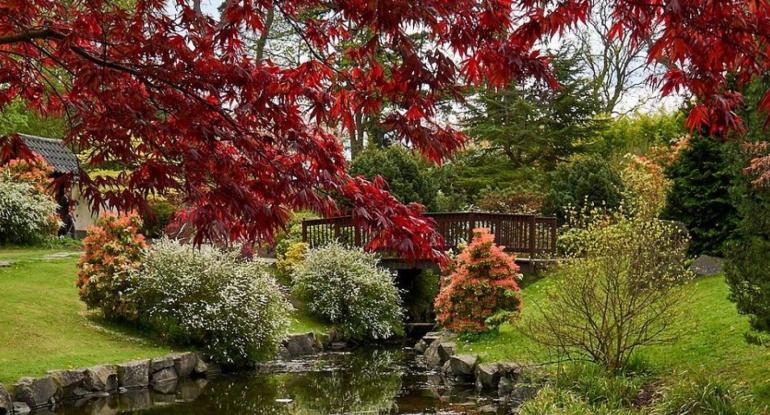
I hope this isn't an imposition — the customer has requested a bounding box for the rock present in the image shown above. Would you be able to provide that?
[171,353,198,378]
[151,378,178,394]
[413,339,428,354]
[48,369,86,400]
[83,365,118,392]
[498,362,524,382]
[14,377,59,409]
[150,367,178,386]
[330,342,347,351]
[448,354,478,376]
[424,340,443,367]
[283,333,318,357]
[422,331,442,344]
[478,404,498,414]
[475,363,502,390]
[0,384,10,415]
[117,360,150,389]
[12,402,30,415]
[150,357,175,373]
[509,384,539,405]
[193,359,209,376]
[691,255,724,276]
[498,376,514,398]
[437,342,456,362]
[0,261,11,268]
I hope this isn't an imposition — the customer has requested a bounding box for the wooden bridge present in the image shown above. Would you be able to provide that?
[302,212,558,271]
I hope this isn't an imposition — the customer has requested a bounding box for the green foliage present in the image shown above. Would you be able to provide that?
[530,213,693,372]
[273,211,317,258]
[349,145,439,210]
[662,135,739,255]
[401,269,441,323]
[276,241,308,280]
[726,236,770,333]
[653,375,759,415]
[0,177,59,244]
[132,239,291,366]
[596,111,687,157]
[291,243,404,340]
[0,99,67,138]
[463,48,605,171]
[543,155,625,221]
[140,197,178,239]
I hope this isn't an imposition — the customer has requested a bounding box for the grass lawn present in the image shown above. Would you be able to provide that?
[457,274,770,403]
[0,247,174,385]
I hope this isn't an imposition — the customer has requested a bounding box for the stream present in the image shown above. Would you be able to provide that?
[51,347,512,414]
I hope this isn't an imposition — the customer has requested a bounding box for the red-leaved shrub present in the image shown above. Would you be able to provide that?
[434,228,522,334]
[77,213,147,320]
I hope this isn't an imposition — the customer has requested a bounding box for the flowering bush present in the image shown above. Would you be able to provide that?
[620,154,671,220]
[292,243,404,340]
[76,213,146,320]
[132,239,291,365]
[3,156,53,194]
[0,178,59,244]
[276,241,308,279]
[434,228,522,334]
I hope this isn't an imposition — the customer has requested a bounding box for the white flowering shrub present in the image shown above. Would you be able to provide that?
[131,239,291,366]
[291,243,404,340]
[0,178,58,244]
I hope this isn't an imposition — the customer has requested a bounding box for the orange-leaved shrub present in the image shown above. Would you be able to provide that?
[3,155,53,194]
[434,228,522,334]
[77,213,147,320]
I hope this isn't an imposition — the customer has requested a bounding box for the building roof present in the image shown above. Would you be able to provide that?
[17,134,79,174]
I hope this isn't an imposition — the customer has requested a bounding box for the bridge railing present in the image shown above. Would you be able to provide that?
[302,212,558,258]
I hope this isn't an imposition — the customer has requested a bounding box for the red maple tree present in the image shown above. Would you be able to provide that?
[2,0,770,257]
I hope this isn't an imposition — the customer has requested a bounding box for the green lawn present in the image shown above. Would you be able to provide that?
[0,247,174,385]
[457,274,770,403]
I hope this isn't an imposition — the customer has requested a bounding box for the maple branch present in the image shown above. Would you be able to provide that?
[0,28,64,45]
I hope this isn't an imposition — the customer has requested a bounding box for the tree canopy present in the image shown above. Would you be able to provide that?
[3,0,770,258]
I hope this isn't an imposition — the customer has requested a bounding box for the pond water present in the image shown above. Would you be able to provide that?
[52,348,511,415]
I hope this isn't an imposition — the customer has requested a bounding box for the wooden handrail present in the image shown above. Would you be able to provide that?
[302,212,558,258]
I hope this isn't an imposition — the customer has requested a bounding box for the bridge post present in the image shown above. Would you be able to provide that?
[528,215,537,258]
[468,212,476,242]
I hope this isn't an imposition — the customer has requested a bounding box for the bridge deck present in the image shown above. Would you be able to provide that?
[302,212,558,267]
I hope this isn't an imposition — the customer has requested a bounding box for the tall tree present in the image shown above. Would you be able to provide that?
[463,48,604,171]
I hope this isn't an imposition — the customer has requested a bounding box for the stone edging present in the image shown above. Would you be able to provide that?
[414,332,540,405]
[0,352,217,415]
[0,331,345,415]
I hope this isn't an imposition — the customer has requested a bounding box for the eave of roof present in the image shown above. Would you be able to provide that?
[17,133,79,175]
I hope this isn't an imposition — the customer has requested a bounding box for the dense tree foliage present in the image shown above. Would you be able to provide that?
[463,49,605,171]
[543,155,625,221]
[349,146,439,211]
[3,0,770,255]
[662,135,738,256]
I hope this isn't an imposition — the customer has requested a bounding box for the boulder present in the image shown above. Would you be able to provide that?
[150,357,174,373]
[171,353,198,378]
[448,354,478,376]
[475,363,502,390]
[150,367,178,385]
[498,376,514,398]
[151,378,178,394]
[413,339,428,354]
[117,360,150,389]
[330,342,348,351]
[437,342,456,362]
[83,365,118,392]
[498,362,524,382]
[12,402,31,415]
[509,384,539,405]
[424,340,443,367]
[283,333,318,357]
[14,377,59,409]
[691,255,724,276]
[48,370,87,400]
[422,331,442,344]
[0,384,10,415]
[193,359,209,376]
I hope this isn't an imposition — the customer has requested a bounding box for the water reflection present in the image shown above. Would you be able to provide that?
[52,348,506,415]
